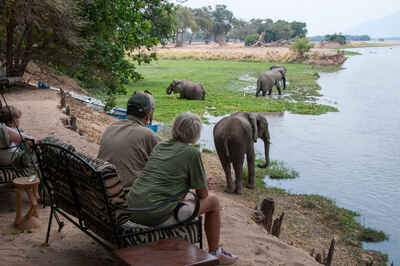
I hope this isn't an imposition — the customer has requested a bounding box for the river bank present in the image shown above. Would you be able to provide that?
[0,86,388,265]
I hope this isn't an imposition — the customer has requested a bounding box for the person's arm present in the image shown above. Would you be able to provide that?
[7,128,36,147]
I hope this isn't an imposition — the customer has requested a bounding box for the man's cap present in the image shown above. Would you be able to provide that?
[127,92,152,115]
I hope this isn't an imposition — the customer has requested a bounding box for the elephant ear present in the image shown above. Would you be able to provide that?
[248,113,258,143]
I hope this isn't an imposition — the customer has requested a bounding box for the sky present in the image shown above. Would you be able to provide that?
[182,0,400,36]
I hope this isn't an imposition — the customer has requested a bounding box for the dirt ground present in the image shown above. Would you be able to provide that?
[0,87,324,266]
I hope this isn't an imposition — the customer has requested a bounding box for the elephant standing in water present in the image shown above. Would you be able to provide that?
[166,80,206,100]
[213,112,270,194]
[255,66,286,96]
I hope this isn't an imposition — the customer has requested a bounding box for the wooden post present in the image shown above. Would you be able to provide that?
[70,115,77,131]
[271,212,285,237]
[325,239,335,266]
[59,88,66,108]
[65,104,70,116]
[260,198,274,232]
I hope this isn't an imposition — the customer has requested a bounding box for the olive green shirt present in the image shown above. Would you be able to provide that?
[98,115,161,188]
[126,140,207,226]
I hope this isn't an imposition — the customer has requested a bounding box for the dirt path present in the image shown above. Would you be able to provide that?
[0,87,322,266]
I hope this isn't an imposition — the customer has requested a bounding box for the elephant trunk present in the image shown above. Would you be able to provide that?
[258,139,270,168]
[166,86,173,95]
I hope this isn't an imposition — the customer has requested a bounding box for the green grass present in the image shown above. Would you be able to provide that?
[300,194,389,244]
[339,50,362,56]
[243,159,299,188]
[342,42,400,48]
[117,60,339,123]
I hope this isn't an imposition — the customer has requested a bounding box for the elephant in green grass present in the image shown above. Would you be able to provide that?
[213,111,271,194]
[255,66,287,96]
[166,80,206,100]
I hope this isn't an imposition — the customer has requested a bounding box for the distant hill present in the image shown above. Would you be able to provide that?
[346,11,400,38]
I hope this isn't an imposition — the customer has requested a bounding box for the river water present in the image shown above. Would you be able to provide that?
[198,46,400,264]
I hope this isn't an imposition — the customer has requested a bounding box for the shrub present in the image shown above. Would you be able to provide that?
[291,37,314,57]
[244,34,259,46]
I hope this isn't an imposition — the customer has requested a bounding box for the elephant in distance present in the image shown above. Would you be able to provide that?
[166,80,206,100]
[256,67,286,96]
[213,111,271,194]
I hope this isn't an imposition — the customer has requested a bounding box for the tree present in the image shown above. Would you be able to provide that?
[291,37,314,57]
[79,0,176,103]
[0,0,84,78]
[175,6,198,46]
[0,0,176,108]
[325,33,346,44]
[290,21,307,38]
[193,7,213,43]
[210,5,234,42]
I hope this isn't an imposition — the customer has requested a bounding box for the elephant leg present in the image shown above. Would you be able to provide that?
[232,156,245,195]
[276,83,281,95]
[246,145,256,189]
[216,149,234,193]
[223,162,235,193]
[268,87,272,95]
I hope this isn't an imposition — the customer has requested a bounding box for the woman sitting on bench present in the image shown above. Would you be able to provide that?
[0,105,37,168]
[127,111,238,265]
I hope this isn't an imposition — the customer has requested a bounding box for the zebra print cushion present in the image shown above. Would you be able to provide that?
[0,166,36,184]
[117,220,201,247]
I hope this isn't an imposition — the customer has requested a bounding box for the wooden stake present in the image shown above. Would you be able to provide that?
[260,198,274,232]
[325,239,335,266]
[271,212,285,237]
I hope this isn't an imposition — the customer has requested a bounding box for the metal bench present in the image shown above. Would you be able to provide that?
[36,137,203,250]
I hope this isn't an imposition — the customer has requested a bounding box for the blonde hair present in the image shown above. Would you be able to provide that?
[172,112,202,144]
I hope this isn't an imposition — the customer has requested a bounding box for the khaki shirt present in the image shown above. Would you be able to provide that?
[98,115,161,188]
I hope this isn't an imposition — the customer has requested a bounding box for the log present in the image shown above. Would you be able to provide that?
[260,198,274,232]
[271,212,285,237]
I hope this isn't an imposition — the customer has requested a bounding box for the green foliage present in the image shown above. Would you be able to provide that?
[266,160,299,179]
[300,195,388,245]
[358,228,388,242]
[325,33,346,45]
[244,34,259,46]
[119,60,339,123]
[309,34,370,42]
[175,5,198,44]
[244,160,299,182]
[77,0,176,103]
[0,0,176,108]
[291,38,314,57]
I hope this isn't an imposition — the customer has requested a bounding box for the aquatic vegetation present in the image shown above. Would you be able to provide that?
[118,60,339,123]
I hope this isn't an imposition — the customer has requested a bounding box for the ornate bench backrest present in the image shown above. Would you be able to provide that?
[38,140,126,242]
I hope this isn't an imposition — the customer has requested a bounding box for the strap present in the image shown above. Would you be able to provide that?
[173,191,200,224]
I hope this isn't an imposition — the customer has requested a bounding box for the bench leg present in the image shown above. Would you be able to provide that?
[45,207,54,244]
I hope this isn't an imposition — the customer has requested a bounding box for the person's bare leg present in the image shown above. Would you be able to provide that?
[199,194,220,252]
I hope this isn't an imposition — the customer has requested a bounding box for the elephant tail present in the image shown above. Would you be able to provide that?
[223,137,230,158]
